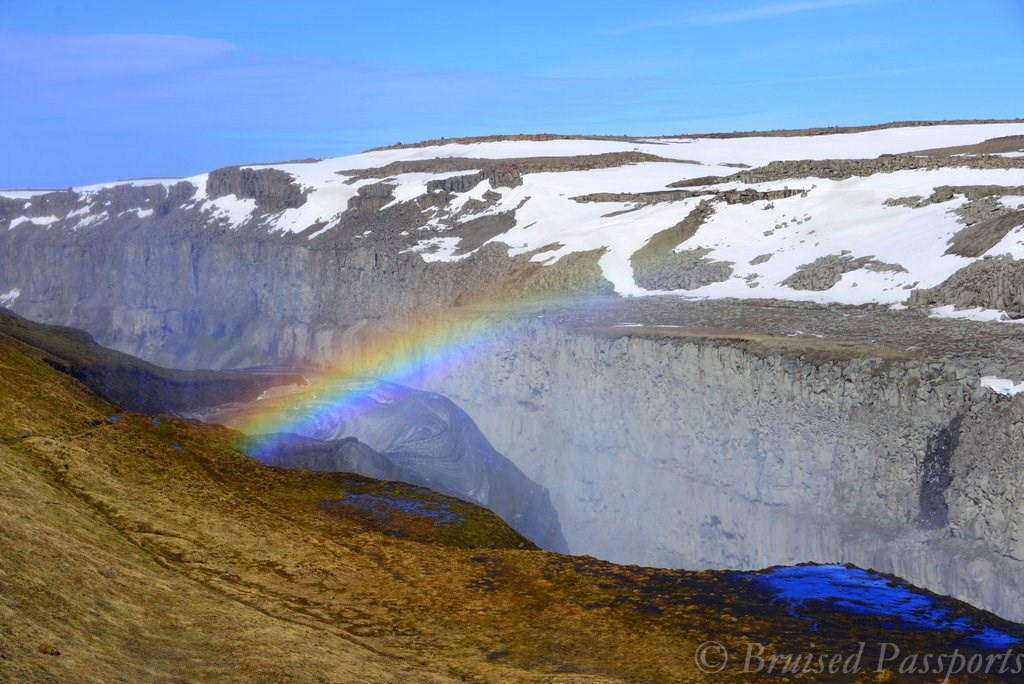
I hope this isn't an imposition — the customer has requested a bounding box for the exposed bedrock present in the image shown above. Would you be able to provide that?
[783,254,908,291]
[418,321,1024,622]
[629,200,735,290]
[206,167,308,211]
[337,151,674,184]
[909,255,1024,316]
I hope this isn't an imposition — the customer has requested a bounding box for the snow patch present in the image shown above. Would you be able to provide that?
[0,288,20,306]
[202,195,257,227]
[0,190,53,199]
[379,170,484,211]
[193,161,381,236]
[928,305,1024,323]
[8,215,59,229]
[981,376,1024,396]
[66,205,93,219]
[70,212,109,231]
[404,237,470,262]
[447,178,494,214]
[116,207,154,220]
[337,123,1024,168]
[74,177,186,193]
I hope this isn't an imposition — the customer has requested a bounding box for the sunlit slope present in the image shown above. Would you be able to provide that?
[0,331,529,682]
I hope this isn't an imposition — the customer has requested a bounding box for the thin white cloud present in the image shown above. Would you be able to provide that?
[0,32,239,78]
[750,64,935,86]
[613,0,892,33]
[537,57,682,80]
[745,56,1024,88]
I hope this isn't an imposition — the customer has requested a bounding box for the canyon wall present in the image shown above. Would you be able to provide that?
[420,322,1024,622]
[0,187,607,370]
[5,209,1024,622]
[5,148,1024,624]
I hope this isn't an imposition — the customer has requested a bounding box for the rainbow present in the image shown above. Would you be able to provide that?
[229,292,585,447]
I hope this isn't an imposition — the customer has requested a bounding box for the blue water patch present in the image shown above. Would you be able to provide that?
[321,493,462,525]
[107,414,123,424]
[744,564,1019,649]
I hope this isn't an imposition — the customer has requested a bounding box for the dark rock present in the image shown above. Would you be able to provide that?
[910,255,1024,315]
[206,167,308,212]
[918,414,963,528]
[782,254,905,291]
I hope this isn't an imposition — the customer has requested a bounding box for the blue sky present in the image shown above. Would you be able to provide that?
[1,0,1022,187]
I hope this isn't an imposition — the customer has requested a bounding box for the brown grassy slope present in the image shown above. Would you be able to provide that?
[0,329,701,682]
[2,330,1022,683]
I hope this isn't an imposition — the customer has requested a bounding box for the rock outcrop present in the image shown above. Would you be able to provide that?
[909,255,1024,316]
[730,155,1024,184]
[206,167,308,211]
[782,254,907,291]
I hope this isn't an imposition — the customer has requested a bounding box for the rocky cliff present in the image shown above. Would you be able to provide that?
[413,312,1024,622]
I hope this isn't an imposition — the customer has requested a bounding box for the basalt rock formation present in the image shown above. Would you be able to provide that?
[420,306,1024,621]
